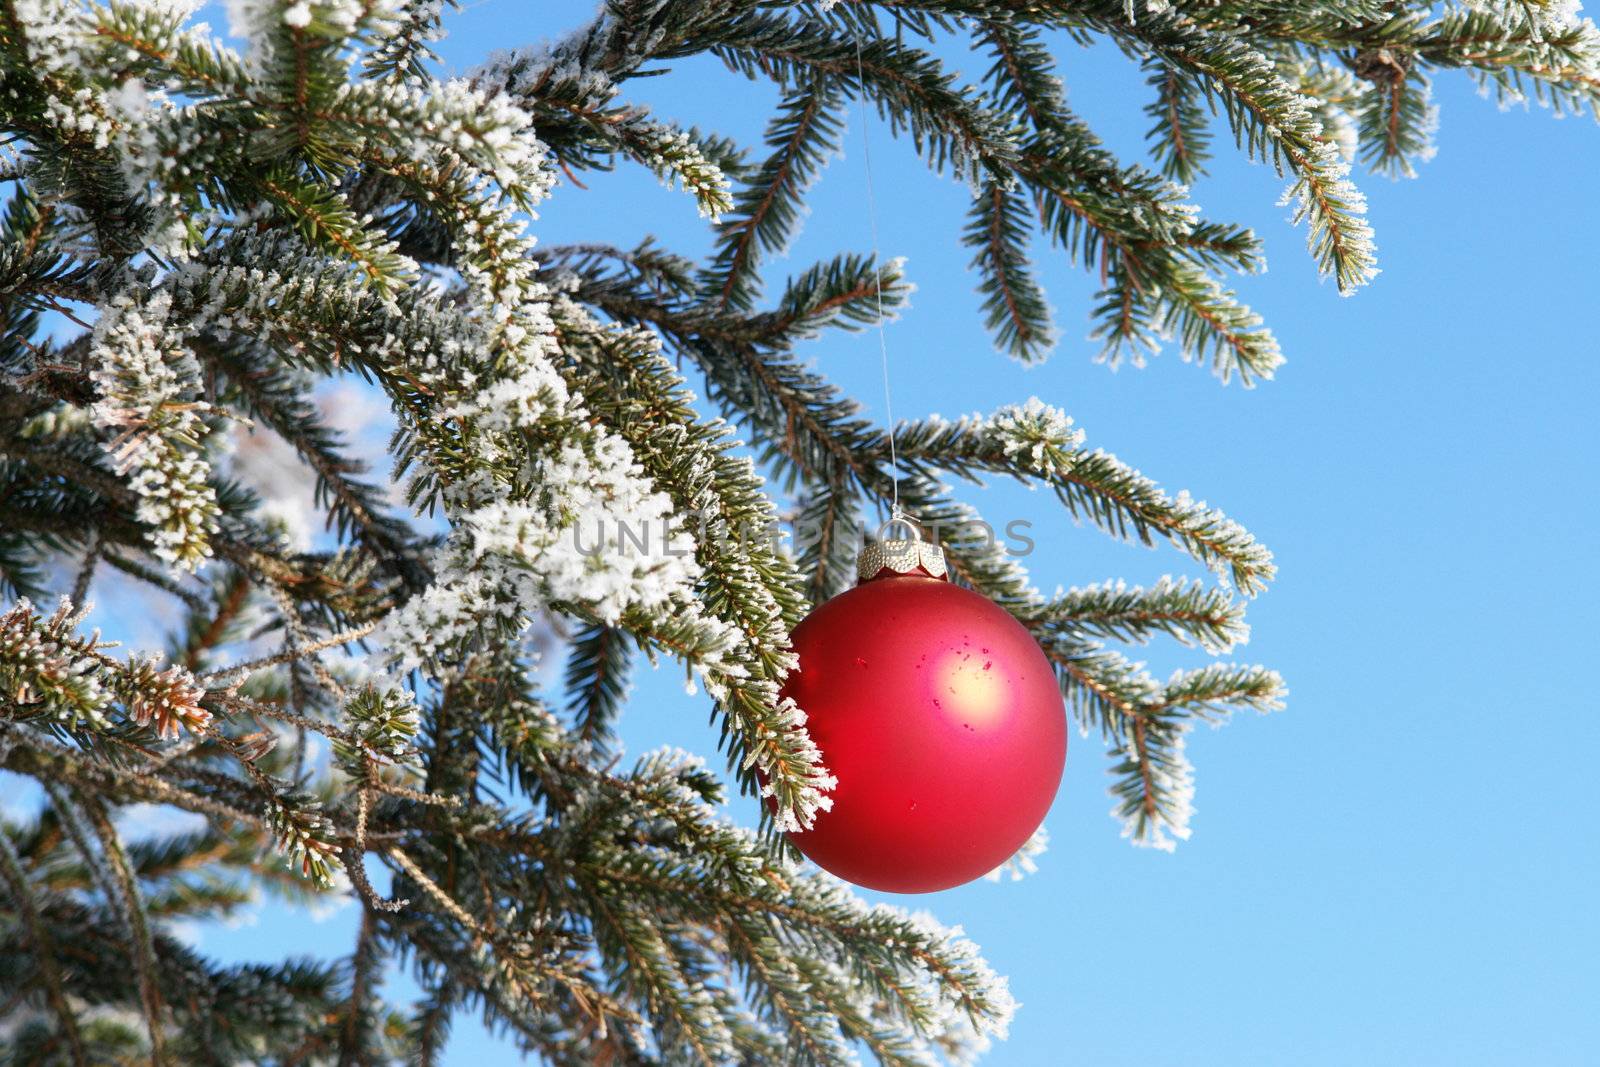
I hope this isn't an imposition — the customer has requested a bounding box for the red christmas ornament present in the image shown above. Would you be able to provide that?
[779,521,1066,893]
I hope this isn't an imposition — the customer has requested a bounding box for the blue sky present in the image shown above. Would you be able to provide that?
[16,4,1600,1063]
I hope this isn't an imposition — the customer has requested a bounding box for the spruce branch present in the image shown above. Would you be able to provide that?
[1351,42,1437,178]
[1144,59,1214,183]
[707,11,1019,182]
[564,622,632,755]
[1032,577,1250,655]
[0,821,88,1067]
[889,406,1276,594]
[793,480,864,607]
[619,117,736,220]
[702,78,846,313]
[770,253,909,339]
[965,178,1055,362]
[1078,2,1381,292]
[75,791,171,1063]
[363,0,457,83]
[257,170,420,294]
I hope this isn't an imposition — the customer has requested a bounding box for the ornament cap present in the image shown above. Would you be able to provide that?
[858,517,949,583]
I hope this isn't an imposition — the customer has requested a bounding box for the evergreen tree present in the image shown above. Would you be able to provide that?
[0,0,1594,1061]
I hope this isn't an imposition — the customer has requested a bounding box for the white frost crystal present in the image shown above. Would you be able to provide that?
[983,826,1049,882]
[988,396,1085,471]
[89,291,220,571]
[1116,729,1197,853]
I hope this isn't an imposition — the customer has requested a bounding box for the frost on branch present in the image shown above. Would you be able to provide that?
[0,599,212,739]
[122,652,211,739]
[1110,728,1197,853]
[224,0,400,50]
[335,680,421,767]
[88,290,220,571]
[987,396,1085,473]
[983,827,1049,883]
[0,598,111,729]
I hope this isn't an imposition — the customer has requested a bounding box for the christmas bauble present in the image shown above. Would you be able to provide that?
[779,523,1066,893]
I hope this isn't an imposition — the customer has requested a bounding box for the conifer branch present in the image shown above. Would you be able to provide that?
[1144,60,1213,183]
[794,481,863,607]
[564,622,632,754]
[708,12,1018,181]
[1352,44,1436,178]
[0,822,88,1067]
[703,79,845,312]
[75,792,169,1063]
[889,409,1276,593]
[1033,577,1250,655]
[965,178,1055,362]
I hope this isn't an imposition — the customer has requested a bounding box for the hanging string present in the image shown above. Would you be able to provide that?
[850,27,901,522]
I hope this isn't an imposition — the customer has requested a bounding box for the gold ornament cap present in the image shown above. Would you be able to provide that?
[857,517,949,582]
